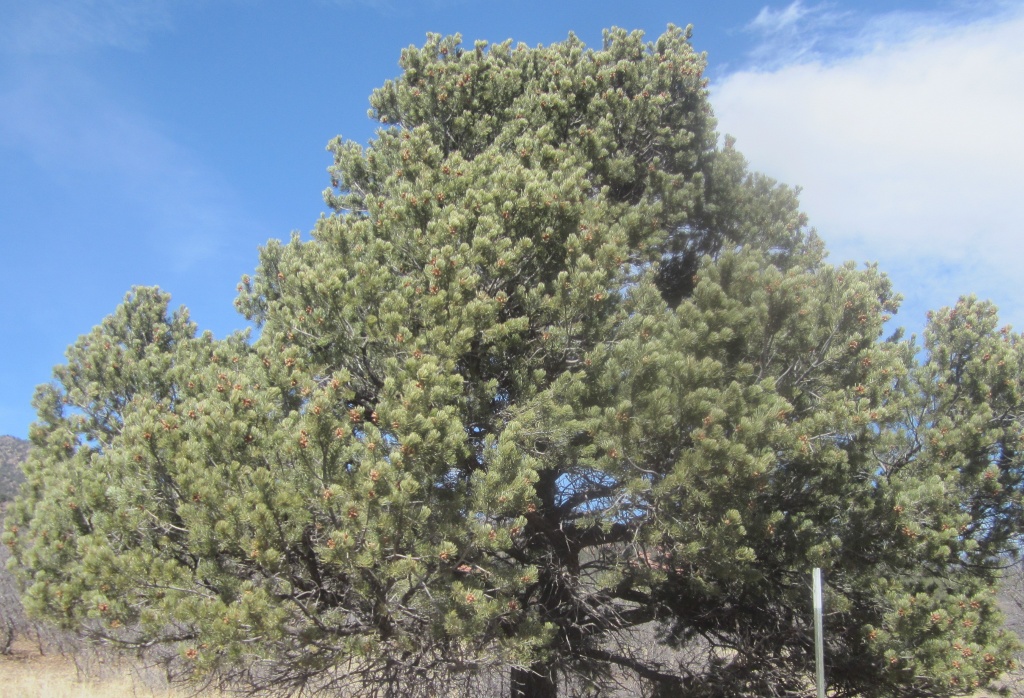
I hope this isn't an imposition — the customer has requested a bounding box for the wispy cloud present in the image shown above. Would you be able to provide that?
[743,1,853,67]
[0,61,241,271]
[749,1,813,33]
[714,3,1024,331]
[0,0,173,55]
[740,1,1021,70]
[0,0,255,274]
[320,0,470,16]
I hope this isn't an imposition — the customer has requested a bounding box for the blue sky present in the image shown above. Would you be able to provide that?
[1,0,1021,438]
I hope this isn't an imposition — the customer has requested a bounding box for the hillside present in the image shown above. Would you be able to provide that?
[0,436,28,504]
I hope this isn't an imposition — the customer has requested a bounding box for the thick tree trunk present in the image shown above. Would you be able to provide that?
[510,663,557,698]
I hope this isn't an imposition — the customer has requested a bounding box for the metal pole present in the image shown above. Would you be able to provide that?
[813,567,825,698]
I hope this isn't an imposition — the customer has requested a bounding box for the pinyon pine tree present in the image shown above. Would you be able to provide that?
[7,26,1024,698]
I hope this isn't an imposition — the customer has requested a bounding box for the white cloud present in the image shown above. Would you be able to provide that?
[714,4,1024,331]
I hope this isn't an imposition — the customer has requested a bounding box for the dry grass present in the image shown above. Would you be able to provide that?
[1,633,1021,698]
[0,638,218,698]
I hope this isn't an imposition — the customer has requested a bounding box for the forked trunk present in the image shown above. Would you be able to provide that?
[510,663,557,698]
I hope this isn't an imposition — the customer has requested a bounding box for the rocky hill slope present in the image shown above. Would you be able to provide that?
[0,436,29,504]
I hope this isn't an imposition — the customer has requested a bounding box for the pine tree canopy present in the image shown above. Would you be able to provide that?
[6,26,1024,698]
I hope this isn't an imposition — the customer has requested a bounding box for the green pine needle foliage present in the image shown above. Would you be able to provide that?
[6,26,1024,697]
